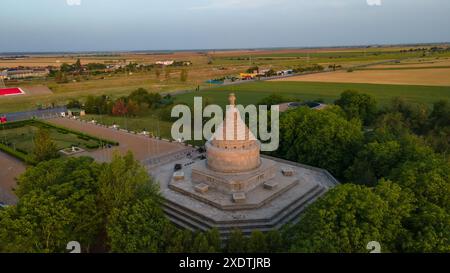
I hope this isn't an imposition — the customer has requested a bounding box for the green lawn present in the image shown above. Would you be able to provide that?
[82,113,173,139]
[174,81,450,106]
[0,125,101,154]
[75,81,450,140]
[0,120,118,160]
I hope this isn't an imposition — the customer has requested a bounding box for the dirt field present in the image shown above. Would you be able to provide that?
[369,58,450,69]
[20,85,53,95]
[272,68,450,86]
[0,152,24,204]
[47,117,188,162]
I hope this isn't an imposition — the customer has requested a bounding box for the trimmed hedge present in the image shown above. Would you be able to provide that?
[36,120,119,146]
[0,143,36,165]
[0,119,119,147]
[0,119,119,164]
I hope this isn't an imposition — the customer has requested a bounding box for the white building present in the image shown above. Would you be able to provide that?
[155,60,174,66]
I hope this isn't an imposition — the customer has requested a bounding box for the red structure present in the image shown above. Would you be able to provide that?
[0,88,25,96]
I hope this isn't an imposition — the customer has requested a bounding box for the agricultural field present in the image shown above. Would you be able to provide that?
[72,80,450,141]
[175,81,450,107]
[272,68,450,86]
[2,45,449,113]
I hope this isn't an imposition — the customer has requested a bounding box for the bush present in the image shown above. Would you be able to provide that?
[86,144,100,149]
[0,143,35,164]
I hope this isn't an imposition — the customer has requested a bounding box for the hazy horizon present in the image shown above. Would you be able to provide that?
[1,0,450,53]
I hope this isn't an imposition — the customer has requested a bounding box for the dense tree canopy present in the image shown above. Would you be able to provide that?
[0,153,164,253]
[276,106,363,178]
[335,90,377,125]
[286,182,415,253]
[107,198,171,253]
[1,157,101,252]
[2,90,449,253]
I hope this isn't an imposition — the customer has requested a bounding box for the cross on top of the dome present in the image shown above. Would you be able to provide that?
[211,93,257,142]
[229,93,236,106]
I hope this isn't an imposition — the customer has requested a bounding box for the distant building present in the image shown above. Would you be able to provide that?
[278,102,328,112]
[67,108,86,117]
[239,73,258,80]
[155,60,175,66]
[5,69,49,79]
[276,69,293,76]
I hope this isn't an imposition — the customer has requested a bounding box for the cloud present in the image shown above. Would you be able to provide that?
[66,0,81,6]
[366,0,382,6]
[189,0,280,10]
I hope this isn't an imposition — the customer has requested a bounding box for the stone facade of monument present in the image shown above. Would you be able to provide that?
[149,93,339,237]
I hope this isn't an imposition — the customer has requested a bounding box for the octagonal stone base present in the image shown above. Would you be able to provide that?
[149,155,339,237]
[191,158,277,194]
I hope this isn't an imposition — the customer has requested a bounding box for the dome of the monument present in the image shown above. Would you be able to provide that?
[206,93,261,173]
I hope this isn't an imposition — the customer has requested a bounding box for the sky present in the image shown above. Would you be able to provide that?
[1,0,449,52]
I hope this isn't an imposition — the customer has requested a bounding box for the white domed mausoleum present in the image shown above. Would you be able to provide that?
[150,93,339,237]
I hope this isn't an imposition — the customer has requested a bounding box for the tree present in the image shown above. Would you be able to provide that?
[246,66,259,73]
[426,100,450,155]
[257,94,288,107]
[265,230,284,253]
[128,88,150,105]
[428,100,450,129]
[335,90,377,125]
[55,71,68,83]
[388,97,429,134]
[98,152,159,215]
[32,128,59,162]
[164,68,171,80]
[1,157,102,253]
[155,68,161,79]
[345,140,402,186]
[180,69,188,82]
[84,95,110,114]
[0,154,171,253]
[277,107,363,178]
[60,63,72,73]
[0,192,74,253]
[66,99,81,109]
[74,58,82,71]
[126,100,140,116]
[226,229,247,253]
[286,182,414,253]
[111,99,128,116]
[84,95,97,114]
[389,152,449,210]
[107,198,171,253]
[205,228,221,253]
[147,92,162,108]
[247,230,268,253]
[402,202,450,252]
[191,232,212,253]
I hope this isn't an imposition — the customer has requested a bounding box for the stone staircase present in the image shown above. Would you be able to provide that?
[162,183,326,238]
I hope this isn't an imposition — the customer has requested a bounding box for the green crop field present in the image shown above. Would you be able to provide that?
[174,81,450,107]
[75,81,450,140]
